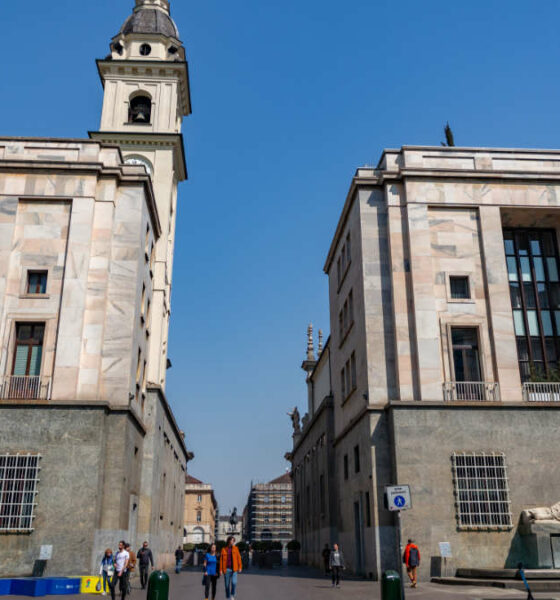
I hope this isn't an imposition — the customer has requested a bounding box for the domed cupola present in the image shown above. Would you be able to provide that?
[120,0,180,39]
[111,0,184,61]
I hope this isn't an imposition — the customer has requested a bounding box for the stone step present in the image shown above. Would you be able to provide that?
[432,576,560,592]
[456,568,560,580]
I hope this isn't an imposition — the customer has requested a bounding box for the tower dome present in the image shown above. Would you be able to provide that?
[119,0,179,39]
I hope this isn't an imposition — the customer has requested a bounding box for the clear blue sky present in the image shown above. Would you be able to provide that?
[1,0,559,512]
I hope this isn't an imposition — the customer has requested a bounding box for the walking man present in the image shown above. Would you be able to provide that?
[329,543,345,588]
[322,544,331,575]
[137,541,154,589]
[403,539,421,588]
[174,546,184,574]
[112,541,129,600]
[219,536,242,600]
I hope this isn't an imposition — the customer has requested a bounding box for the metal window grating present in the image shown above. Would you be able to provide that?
[0,454,41,532]
[451,452,512,530]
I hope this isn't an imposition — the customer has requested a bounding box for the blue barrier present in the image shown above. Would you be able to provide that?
[0,580,13,596]
[11,579,48,597]
[46,579,81,595]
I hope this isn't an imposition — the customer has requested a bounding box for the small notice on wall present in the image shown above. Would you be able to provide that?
[39,545,53,560]
[439,542,452,558]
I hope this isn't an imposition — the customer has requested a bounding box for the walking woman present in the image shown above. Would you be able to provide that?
[99,549,115,596]
[219,537,242,600]
[329,543,345,588]
[203,543,219,600]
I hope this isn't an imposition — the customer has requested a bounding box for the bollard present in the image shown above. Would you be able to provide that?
[381,570,401,600]
[147,570,169,600]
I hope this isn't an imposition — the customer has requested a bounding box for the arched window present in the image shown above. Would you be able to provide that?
[128,94,152,124]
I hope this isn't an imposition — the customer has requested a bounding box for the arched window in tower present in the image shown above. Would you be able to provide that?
[128,94,152,124]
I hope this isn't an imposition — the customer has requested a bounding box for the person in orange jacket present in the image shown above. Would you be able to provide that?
[219,537,242,600]
[403,539,420,588]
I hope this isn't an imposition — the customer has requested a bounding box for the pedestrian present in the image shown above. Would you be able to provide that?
[125,544,135,593]
[203,543,219,600]
[112,541,130,600]
[403,539,420,588]
[175,546,185,574]
[99,549,115,596]
[322,544,331,575]
[137,541,154,590]
[329,543,345,588]
[219,536,243,600]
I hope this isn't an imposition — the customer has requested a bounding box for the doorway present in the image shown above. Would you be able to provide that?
[551,535,560,568]
[451,327,483,399]
[353,500,364,575]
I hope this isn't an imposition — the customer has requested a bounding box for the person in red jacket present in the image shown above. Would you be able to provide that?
[403,539,420,588]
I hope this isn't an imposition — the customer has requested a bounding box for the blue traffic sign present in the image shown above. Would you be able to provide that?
[394,495,406,508]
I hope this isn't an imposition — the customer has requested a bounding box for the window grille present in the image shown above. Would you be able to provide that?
[0,454,41,532]
[451,452,512,530]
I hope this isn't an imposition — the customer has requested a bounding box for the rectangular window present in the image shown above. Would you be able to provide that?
[450,276,470,300]
[343,455,349,480]
[196,511,202,523]
[0,454,41,532]
[451,452,512,529]
[504,229,560,381]
[13,323,44,381]
[365,491,371,527]
[320,474,325,514]
[354,445,360,473]
[340,367,346,399]
[26,271,47,295]
[351,352,357,390]
[346,233,352,267]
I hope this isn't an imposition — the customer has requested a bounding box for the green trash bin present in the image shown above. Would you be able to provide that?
[147,570,170,600]
[381,570,401,600]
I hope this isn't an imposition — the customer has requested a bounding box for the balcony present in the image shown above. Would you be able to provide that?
[443,381,500,402]
[0,376,51,401]
[522,382,560,402]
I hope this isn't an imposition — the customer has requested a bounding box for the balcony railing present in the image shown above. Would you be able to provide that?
[522,382,560,402]
[0,376,51,401]
[443,381,500,402]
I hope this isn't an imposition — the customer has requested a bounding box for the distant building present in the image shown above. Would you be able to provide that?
[290,146,560,580]
[184,476,217,545]
[245,474,294,546]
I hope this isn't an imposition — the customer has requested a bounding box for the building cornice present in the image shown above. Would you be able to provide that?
[88,131,188,182]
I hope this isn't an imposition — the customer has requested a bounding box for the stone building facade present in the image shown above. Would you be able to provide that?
[245,474,294,546]
[0,0,193,576]
[183,475,217,545]
[290,146,560,579]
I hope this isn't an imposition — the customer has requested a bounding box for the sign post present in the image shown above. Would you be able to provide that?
[385,486,412,600]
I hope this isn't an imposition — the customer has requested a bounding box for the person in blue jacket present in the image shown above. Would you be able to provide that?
[203,543,219,600]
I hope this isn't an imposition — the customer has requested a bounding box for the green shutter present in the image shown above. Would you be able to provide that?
[28,346,42,376]
[13,346,30,376]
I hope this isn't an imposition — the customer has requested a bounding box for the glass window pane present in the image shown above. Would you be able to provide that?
[527,311,540,336]
[555,311,560,335]
[534,257,545,282]
[545,339,557,364]
[514,311,526,336]
[550,283,560,308]
[450,276,470,299]
[530,238,542,256]
[516,232,529,255]
[510,283,522,308]
[507,257,518,282]
[542,311,554,336]
[547,258,559,282]
[516,338,529,361]
[542,231,556,255]
[523,283,536,308]
[537,283,549,308]
[520,257,532,281]
[504,236,515,255]
[13,346,30,376]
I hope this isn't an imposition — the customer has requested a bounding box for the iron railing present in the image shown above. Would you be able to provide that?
[0,376,51,401]
[443,381,500,402]
[522,382,560,402]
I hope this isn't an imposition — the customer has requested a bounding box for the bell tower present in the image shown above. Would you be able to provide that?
[90,0,191,389]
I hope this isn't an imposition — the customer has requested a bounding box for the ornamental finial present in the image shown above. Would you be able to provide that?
[307,324,315,361]
[135,0,170,14]
[318,330,323,355]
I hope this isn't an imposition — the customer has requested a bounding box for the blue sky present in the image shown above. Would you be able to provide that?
[1,0,559,512]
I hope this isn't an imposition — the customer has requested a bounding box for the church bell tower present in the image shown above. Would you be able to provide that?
[90,0,191,389]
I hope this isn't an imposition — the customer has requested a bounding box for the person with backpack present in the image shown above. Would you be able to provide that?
[403,539,421,588]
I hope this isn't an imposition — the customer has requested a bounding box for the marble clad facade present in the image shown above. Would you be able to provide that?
[0,0,193,577]
[290,146,560,579]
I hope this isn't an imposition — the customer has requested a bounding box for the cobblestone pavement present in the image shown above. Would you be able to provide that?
[3,568,559,600]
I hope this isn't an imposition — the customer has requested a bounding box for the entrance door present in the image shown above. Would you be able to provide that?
[551,535,560,568]
[451,328,483,399]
